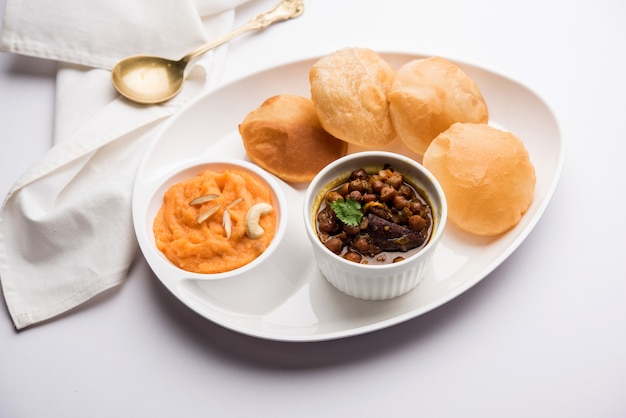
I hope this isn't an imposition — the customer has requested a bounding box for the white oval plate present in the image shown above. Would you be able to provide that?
[133,52,564,342]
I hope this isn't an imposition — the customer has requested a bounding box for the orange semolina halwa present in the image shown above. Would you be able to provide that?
[153,169,277,274]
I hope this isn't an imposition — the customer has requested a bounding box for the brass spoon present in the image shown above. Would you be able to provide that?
[111,0,304,104]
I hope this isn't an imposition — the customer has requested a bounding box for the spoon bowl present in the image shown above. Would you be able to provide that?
[111,0,304,104]
[112,56,187,104]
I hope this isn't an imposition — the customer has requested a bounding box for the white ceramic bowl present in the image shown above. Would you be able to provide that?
[303,151,447,300]
[135,158,287,281]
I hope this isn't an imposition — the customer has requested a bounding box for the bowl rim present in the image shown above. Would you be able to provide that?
[303,150,448,271]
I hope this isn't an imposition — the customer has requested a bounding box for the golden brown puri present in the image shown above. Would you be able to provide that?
[388,57,489,156]
[309,47,397,148]
[423,123,535,236]
[239,94,348,183]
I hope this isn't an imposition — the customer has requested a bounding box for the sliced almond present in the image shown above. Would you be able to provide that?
[223,209,232,239]
[225,197,244,210]
[189,194,219,206]
[197,204,222,224]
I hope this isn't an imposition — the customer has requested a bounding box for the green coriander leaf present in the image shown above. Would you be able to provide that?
[330,199,362,226]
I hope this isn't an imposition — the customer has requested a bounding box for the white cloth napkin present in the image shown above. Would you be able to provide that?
[0,0,252,329]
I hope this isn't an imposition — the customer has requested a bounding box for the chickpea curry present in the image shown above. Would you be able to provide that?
[315,165,433,264]
[153,169,276,274]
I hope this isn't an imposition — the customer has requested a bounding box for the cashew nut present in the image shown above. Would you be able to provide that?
[245,202,274,239]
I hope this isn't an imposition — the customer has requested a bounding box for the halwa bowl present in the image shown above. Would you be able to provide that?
[136,158,287,281]
[303,151,447,300]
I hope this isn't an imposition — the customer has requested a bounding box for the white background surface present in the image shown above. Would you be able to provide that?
[1,0,625,417]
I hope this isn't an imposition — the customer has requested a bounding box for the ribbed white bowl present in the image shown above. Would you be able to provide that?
[304,151,447,300]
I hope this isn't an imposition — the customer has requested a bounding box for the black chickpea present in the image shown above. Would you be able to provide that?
[387,174,403,189]
[350,168,368,181]
[409,215,426,231]
[317,208,341,234]
[409,201,423,213]
[349,179,367,193]
[344,251,362,263]
[326,190,343,204]
[393,195,409,210]
[348,190,363,202]
[398,184,412,198]
[353,235,371,253]
[323,236,343,254]
[371,180,385,194]
[343,223,360,236]
[380,186,396,202]
[363,193,377,204]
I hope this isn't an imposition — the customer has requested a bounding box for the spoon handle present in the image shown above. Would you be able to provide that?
[182,0,304,64]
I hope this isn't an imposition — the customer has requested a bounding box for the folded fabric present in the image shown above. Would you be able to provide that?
[0,0,252,329]
[1,0,249,69]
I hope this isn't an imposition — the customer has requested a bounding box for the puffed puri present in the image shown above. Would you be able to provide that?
[309,47,397,148]
[239,94,348,183]
[423,123,536,236]
[388,56,489,156]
